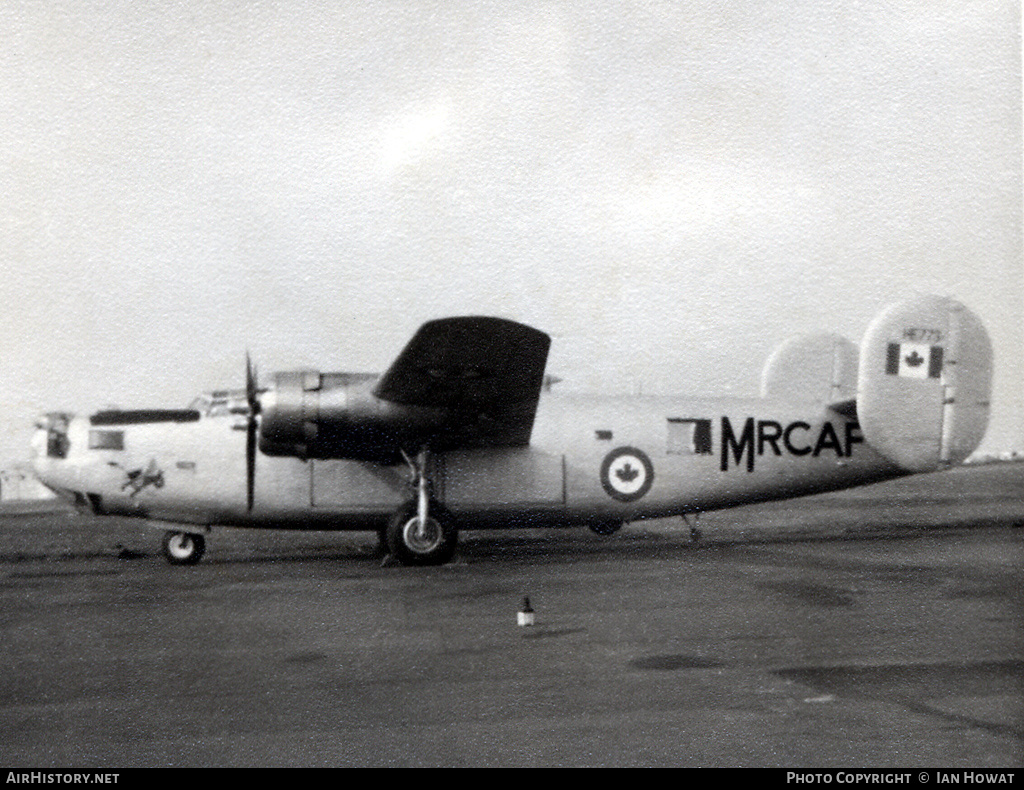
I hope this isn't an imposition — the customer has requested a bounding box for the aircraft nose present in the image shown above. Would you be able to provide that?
[29,412,79,501]
[29,418,53,490]
[29,426,46,481]
[30,421,47,460]
[30,411,72,473]
[31,414,54,458]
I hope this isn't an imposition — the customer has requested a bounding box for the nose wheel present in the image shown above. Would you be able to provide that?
[162,531,206,565]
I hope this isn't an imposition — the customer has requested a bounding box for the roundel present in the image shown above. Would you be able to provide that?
[600,446,654,502]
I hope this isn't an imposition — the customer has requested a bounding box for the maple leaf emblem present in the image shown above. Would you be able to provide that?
[904,350,925,367]
[601,447,654,502]
[615,462,640,483]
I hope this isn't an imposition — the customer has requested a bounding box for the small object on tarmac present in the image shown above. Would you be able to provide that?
[517,596,535,627]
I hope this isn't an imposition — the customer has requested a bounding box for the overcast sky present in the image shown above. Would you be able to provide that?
[1,1,1020,466]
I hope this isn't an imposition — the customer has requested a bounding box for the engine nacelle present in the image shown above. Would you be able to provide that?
[257,370,447,462]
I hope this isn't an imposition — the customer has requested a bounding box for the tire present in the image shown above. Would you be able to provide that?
[162,531,206,565]
[385,501,458,566]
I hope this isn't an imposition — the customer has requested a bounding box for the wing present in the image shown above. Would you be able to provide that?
[373,316,551,448]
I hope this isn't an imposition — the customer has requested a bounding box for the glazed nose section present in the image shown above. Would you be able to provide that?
[30,412,73,484]
[30,422,48,461]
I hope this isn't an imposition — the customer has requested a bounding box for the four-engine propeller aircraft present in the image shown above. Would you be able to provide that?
[30,294,992,566]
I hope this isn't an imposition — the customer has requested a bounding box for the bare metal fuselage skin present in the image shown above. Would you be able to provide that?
[30,391,903,533]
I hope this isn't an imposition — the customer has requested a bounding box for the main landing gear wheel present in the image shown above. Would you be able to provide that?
[162,531,206,565]
[386,501,458,566]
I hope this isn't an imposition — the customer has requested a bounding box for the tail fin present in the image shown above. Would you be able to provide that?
[760,333,858,403]
[857,295,992,472]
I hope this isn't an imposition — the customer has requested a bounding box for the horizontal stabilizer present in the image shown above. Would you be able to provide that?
[857,295,991,472]
[761,333,858,404]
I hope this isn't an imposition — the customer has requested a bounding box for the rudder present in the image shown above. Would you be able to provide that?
[857,295,991,472]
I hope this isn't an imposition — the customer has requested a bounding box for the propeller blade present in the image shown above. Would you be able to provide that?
[246,353,260,414]
[245,353,260,512]
[246,413,256,512]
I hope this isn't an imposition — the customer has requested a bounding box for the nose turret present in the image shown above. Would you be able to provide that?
[30,412,74,494]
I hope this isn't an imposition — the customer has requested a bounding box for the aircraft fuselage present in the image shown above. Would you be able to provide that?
[31,391,903,532]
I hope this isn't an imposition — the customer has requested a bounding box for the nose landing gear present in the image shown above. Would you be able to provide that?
[162,530,206,565]
[682,513,702,542]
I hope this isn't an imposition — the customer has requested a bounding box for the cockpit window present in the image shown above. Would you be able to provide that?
[47,432,69,459]
[89,410,200,425]
[88,430,124,450]
[43,413,71,459]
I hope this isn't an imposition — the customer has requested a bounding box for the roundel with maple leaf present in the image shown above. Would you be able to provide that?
[600,446,654,502]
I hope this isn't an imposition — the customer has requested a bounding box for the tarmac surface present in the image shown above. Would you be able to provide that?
[0,462,1022,767]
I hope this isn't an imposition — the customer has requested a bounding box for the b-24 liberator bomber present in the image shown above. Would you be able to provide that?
[30,294,991,566]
